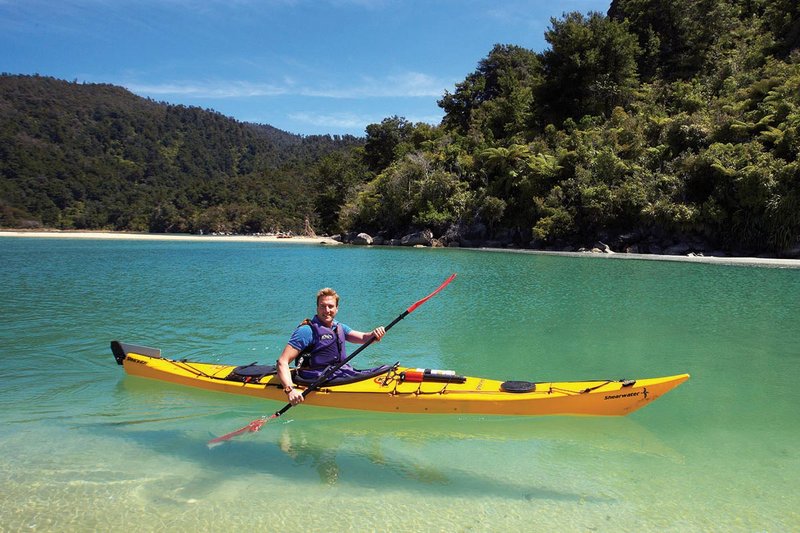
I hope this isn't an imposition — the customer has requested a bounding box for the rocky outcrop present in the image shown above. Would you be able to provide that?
[400,230,434,246]
[592,241,615,254]
[334,226,780,259]
[351,233,373,245]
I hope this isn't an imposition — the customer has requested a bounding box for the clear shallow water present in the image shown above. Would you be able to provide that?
[1,237,798,532]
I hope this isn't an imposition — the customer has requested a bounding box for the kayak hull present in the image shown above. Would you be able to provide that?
[113,342,689,417]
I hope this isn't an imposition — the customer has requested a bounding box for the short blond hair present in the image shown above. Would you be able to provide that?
[316,287,340,305]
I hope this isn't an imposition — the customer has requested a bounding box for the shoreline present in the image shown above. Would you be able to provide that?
[470,246,800,268]
[2,229,799,268]
[0,229,340,245]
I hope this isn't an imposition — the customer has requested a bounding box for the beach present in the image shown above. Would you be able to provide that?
[0,229,340,245]
[2,229,799,268]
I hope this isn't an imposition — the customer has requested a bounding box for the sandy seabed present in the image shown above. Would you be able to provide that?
[2,229,799,268]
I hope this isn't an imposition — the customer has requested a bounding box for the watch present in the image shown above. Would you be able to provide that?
[284,386,294,395]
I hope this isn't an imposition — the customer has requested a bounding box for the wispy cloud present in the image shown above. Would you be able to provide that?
[123,70,450,100]
[289,109,443,130]
[288,111,371,129]
[303,72,448,99]
[124,80,290,98]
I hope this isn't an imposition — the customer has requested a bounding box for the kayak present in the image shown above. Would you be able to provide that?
[111,341,689,416]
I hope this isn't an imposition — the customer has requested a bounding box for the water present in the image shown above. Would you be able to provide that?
[1,237,798,532]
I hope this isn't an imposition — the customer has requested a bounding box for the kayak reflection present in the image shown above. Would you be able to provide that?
[108,378,682,500]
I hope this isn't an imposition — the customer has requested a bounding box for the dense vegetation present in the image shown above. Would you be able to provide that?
[0,75,362,234]
[2,0,799,255]
[341,0,800,255]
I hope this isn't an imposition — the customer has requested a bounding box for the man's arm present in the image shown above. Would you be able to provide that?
[277,344,304,405]
[345,326,386,344]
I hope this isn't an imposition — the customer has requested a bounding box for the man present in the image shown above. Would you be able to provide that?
[277,287,385,405]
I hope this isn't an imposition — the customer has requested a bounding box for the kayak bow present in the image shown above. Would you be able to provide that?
[111,341,689,417]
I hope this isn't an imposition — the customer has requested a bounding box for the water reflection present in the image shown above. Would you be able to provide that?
[83,378,683,503]
[277,423,343,485]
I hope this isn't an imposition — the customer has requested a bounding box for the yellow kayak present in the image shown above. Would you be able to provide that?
[111,341,689,416]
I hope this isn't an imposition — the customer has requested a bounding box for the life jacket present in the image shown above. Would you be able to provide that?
[293,316,394,385]
[295,316,347,370]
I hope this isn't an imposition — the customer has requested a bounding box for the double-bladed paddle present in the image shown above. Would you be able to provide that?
[208,273,457,447]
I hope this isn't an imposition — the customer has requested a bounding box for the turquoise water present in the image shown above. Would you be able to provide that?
[1,237,798,532]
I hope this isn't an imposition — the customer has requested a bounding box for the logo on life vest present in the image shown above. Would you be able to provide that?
[320,333,334,341]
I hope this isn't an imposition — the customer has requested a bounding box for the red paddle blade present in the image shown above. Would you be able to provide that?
[207,416,270,448]
[406,273,456,314]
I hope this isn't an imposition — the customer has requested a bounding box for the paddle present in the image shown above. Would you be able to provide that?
[207,273,457,447]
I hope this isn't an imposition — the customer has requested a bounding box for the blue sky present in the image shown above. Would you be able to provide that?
[1,0,611,136]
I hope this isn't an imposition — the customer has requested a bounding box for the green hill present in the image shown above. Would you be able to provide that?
[0,74,362,234]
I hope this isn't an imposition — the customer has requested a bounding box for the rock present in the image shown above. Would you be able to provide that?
[371,235,385,245]
[400,229,434,246]
[626,244,640,254]
[594,241,614,253]
[441,223,466,246]
[465,222,487,241]
[352,233,373,245]
[338,231,358,244]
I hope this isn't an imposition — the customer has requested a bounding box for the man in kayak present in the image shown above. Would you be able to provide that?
[277,287,385,405]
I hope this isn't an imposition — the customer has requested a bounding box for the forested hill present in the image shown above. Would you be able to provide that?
[339,0,799,256]
[0,74,363,233]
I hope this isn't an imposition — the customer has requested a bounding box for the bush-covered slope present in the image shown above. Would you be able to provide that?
[0,74,361,234]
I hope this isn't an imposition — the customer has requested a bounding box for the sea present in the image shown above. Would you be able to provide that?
[1,236,798,532]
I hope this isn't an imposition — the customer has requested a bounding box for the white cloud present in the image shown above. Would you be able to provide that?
[288,111,370,129]
[124,80,289,98]
[123,70,450,100]
[289,109,443,130]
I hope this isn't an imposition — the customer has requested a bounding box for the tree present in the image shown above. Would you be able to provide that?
[608,0,695,79]
[540,12,641,125]
[363,116,414,173]
[313,148,371,234]
[761,0,800,56]
[439,44,542,140]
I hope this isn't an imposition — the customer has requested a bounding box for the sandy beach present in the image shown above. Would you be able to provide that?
[2,229,799,268]
[0,229,340,245]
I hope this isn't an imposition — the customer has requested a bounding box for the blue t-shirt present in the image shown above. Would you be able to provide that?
[288,319,352,351]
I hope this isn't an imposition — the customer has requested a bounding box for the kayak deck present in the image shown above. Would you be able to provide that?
[111,341,689,416]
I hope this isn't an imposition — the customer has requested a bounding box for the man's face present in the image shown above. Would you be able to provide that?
[316,295,338,327]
